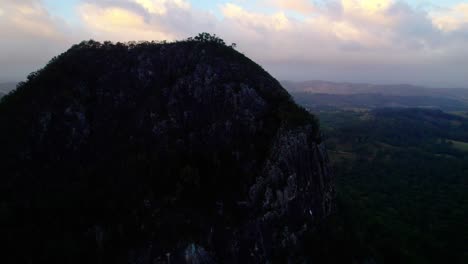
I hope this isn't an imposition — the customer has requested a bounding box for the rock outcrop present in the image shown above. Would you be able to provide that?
[0,37,334,263]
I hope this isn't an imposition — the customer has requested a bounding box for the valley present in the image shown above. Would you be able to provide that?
[289,83,468,263]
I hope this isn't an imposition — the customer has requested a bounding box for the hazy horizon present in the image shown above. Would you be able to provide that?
[2,77,468,90]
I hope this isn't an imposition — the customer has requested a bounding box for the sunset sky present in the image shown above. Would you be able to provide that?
[1,0,468,87]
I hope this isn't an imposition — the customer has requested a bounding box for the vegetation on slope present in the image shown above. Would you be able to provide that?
[0,33,323,263]
[305,108,468,263]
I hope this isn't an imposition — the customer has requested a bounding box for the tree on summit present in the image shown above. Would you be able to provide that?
[188,33,237,48]
[193,32,225,44]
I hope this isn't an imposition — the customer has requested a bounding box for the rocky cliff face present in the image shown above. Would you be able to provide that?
[0,39,334,263]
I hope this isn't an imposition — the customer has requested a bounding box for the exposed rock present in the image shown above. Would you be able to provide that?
[0,38,333,263]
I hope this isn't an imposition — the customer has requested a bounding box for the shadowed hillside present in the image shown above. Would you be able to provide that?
[0,35,333,264]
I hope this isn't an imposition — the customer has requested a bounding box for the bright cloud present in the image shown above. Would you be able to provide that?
[133,0,190,15]
[221,3,292,31]
[342,0,392,13]
[78,3,171,41]
[3,0,62,38]
[76,0,213,42]
[340,0,395,26]
[431,3,468,32]
[273,0,315,15]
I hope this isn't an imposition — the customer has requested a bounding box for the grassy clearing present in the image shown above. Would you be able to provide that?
[448,139,468,152]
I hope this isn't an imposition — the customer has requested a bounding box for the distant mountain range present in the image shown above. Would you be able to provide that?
[282,80,468,100]
[283,80,468,111]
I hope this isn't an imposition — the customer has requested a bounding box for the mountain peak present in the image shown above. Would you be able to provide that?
[1,35,333,263]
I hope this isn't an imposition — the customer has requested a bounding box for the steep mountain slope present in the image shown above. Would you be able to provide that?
[0,38,333,263]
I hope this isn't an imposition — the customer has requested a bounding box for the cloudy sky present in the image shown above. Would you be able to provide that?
[1,0,468,87]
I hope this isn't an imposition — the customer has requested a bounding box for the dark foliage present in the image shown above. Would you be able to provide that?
[304,107,468,263]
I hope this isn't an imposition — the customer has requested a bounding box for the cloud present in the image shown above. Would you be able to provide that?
[1,0,61,38]
[273,0,314,15]
[78,3,171,41]
[221,3,292,31]
[133,0,190,14]
[430,3,468,32]
[0,0,81,81]
[1,0,468,87]
[220,0,468,86]
[77,0,216,41]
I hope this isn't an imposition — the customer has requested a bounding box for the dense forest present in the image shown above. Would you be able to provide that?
[304,107,468,263]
